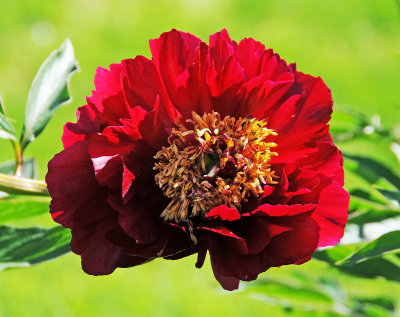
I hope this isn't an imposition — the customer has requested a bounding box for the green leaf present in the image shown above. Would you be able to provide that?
[344,153,400,190]
[20,38,79,150]
[0,95,6,115]
[338,231,400,266]
[391,142,400,165]
[353,297,395,313]
[314,244,400,282]
[0,157,37,179]
[375,187,400,207]
[314,243,366,264]
[0,112,16,142]
[357,303,394,317]
[0,225,71,270]
[330,104,368,142]
[244,279,334,312]
[348,208,400,225]
[0,196,50,224]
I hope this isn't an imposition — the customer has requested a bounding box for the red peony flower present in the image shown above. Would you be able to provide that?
[46,29,349,290]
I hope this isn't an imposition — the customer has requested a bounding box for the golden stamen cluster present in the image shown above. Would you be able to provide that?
[154,111,278,223]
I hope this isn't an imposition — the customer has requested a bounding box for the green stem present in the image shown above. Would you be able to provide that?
[0,172,49,196]
[13,141,23,177]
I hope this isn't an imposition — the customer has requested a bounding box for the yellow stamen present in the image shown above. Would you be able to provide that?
[153,111,278,224]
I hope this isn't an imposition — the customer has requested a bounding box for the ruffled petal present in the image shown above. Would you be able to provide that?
[46,141,98,228]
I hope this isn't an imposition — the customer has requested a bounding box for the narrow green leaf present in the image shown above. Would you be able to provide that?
[0,112,16,142]
[391,142,400,165]
[358,303,394,317]
[0,225,71,269]
[353,297,395,313]
[337,231,400,266]
[314,244,366,264]
[344,153,400,190]
[348,209,400,225]
[375,187,400,207]
[0,95,6,115]
[0,196,50,224]
[0,158,37,179]
[20,38,79,150]
[245,280,334,312]
[314,244,400,282]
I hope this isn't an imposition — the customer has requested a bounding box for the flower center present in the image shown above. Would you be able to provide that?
[154,111,278,223]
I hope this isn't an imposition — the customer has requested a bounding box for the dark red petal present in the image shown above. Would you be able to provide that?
[263,214,320,267]
[67,193,124,275]
[206,204,241,221]
[201,229,265,288]
[46,141,98,228]
[198,225,248,255]
[91,155,122,190]
[122,140,158,199]
[138,96,169,150]
[108,195,166,245]
[106,221,192,259]
[116,254,151,268]
[79,222,123,276]
[211,261,240,291]
[239,216,291,254]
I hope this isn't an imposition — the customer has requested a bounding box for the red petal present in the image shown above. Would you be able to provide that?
[206,205,241,221]
[211,263,240,291]
[235,38,266,79]
[87,64,130,126]
[198,225,248,254]
[271,73,333,163]
[150,29,202,119]
[263,214,320,267]
[122,164,135,200]
[122,57,178,128]
[311,176,349,247]
[108,195,166,245]
[46,141,98,228]
[253,203,316,217]
[208,29,237,73]
[239,215,291,254]
[62,106,100,148]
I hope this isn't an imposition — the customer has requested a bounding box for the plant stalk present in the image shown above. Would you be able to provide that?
[0,172,49,196]
[13,141,24,177]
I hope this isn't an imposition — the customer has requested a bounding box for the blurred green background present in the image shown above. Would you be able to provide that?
[0,0,399,316]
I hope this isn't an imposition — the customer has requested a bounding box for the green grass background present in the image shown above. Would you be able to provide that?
[0,0,400,316]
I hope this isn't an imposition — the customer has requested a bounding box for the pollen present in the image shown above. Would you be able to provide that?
[154,111,278,224]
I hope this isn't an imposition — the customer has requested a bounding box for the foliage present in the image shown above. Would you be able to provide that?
[0,39,78,270]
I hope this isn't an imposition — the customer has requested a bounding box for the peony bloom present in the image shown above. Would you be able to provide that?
[46,29,349,290]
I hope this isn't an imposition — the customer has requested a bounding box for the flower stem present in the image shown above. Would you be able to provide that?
[0,173,49,196]
[13,141,23,177]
